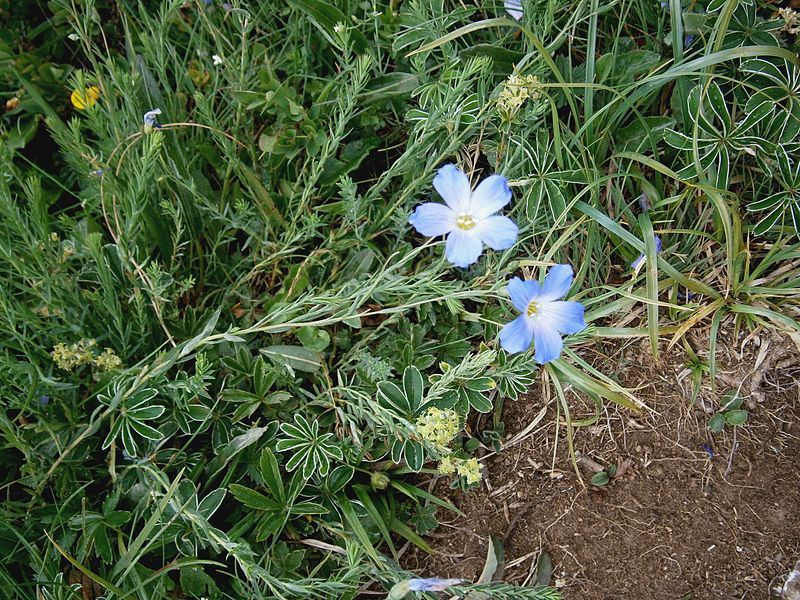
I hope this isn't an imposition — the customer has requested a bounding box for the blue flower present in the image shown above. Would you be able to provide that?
[505,0,523,20]
[143,108,162,132]
[408,578,464,591]
[388,577,465,598]
[409,164,518,268]
[631,235,662,270]
[499,265,586,364]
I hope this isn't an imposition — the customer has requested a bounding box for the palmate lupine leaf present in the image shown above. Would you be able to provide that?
[100,388,164,457]
[665,83,774,190]
[276,414,344,479]
[749,147,800,235]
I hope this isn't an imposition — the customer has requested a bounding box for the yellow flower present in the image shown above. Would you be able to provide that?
[438,456,457,476]
[51,339,96,370]
[94,347,122,371]
[415,407,460,450]
[496,73,542,121]
[70,86,101,110]
[456,458,482,485]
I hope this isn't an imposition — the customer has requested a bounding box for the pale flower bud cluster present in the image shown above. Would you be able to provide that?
[52,339,122,372]
[778,8,800,35]
[497,73,542,121]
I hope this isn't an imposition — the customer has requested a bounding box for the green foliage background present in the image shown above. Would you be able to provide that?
[1,0,799,598]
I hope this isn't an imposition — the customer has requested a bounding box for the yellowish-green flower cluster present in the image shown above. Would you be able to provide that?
[51,339,96,370]
[94,347,123,371]
[497,73,542,121]
[51,339,122,372]
[778,7,800,35]
[438,455,457,475]
[415,407,460,450]
[437,456,482,485]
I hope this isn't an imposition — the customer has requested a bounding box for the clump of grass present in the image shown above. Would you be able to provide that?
[1,0,798,598]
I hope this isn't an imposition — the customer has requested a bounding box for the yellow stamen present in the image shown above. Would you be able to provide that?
[456,214,476,230]
[526,301,539,317]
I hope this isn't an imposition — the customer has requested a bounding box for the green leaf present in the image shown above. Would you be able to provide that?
[721,389,742,411]
[459,44,525,74]
[724,409,748,426]
[476,535,504,584]
[364,73,419,100]
[353,485,396,558]
[402,366,424,411]
[535,550,554,588]
[590,471,610,486]
[260,448,285,504]
[287,0,368,54]
[465,389,493,414]
[180,566,218,597]
[708,413,726,433]
[325,465,354,494]
[336,495,382,564]
[206,426,269,478]
[261,345,323,373]
[229,484,281,511]
[290,502,328,515]
[197,489,226,519]
[465,377,496,393]
[297,327,330,352]
[404,440,425,472]
[378,381,411,415]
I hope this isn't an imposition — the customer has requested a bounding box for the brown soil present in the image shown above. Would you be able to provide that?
[404,328,800,600]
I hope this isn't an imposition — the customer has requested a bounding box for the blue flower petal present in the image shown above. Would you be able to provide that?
[471,174,512,219]
[407,578,464,592]
[475,215,517,250]
[409,202,456,237]
[499,315,534,354]
[505,0,523,20]
[143,108,161,127]
[540,264,574,301]
[631,235,662,270]
[507,277,540,313]
[445,229,483,268]
[433,164,471,214]
[531,321,564,364]
[540,300,586,334]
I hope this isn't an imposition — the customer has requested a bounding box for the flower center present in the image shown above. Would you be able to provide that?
[455,213,476,230]
[526,301,540,317]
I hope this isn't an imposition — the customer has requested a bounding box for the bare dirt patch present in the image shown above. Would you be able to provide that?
[404,329,800,599]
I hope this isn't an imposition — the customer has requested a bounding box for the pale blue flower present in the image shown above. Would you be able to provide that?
[143,108,162,131]
[408,578,464,591]
[499,265,586,364]
[409,164,518,268]
[388,577,465,598]
[631,235,662,270]
[505,0,523,20]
